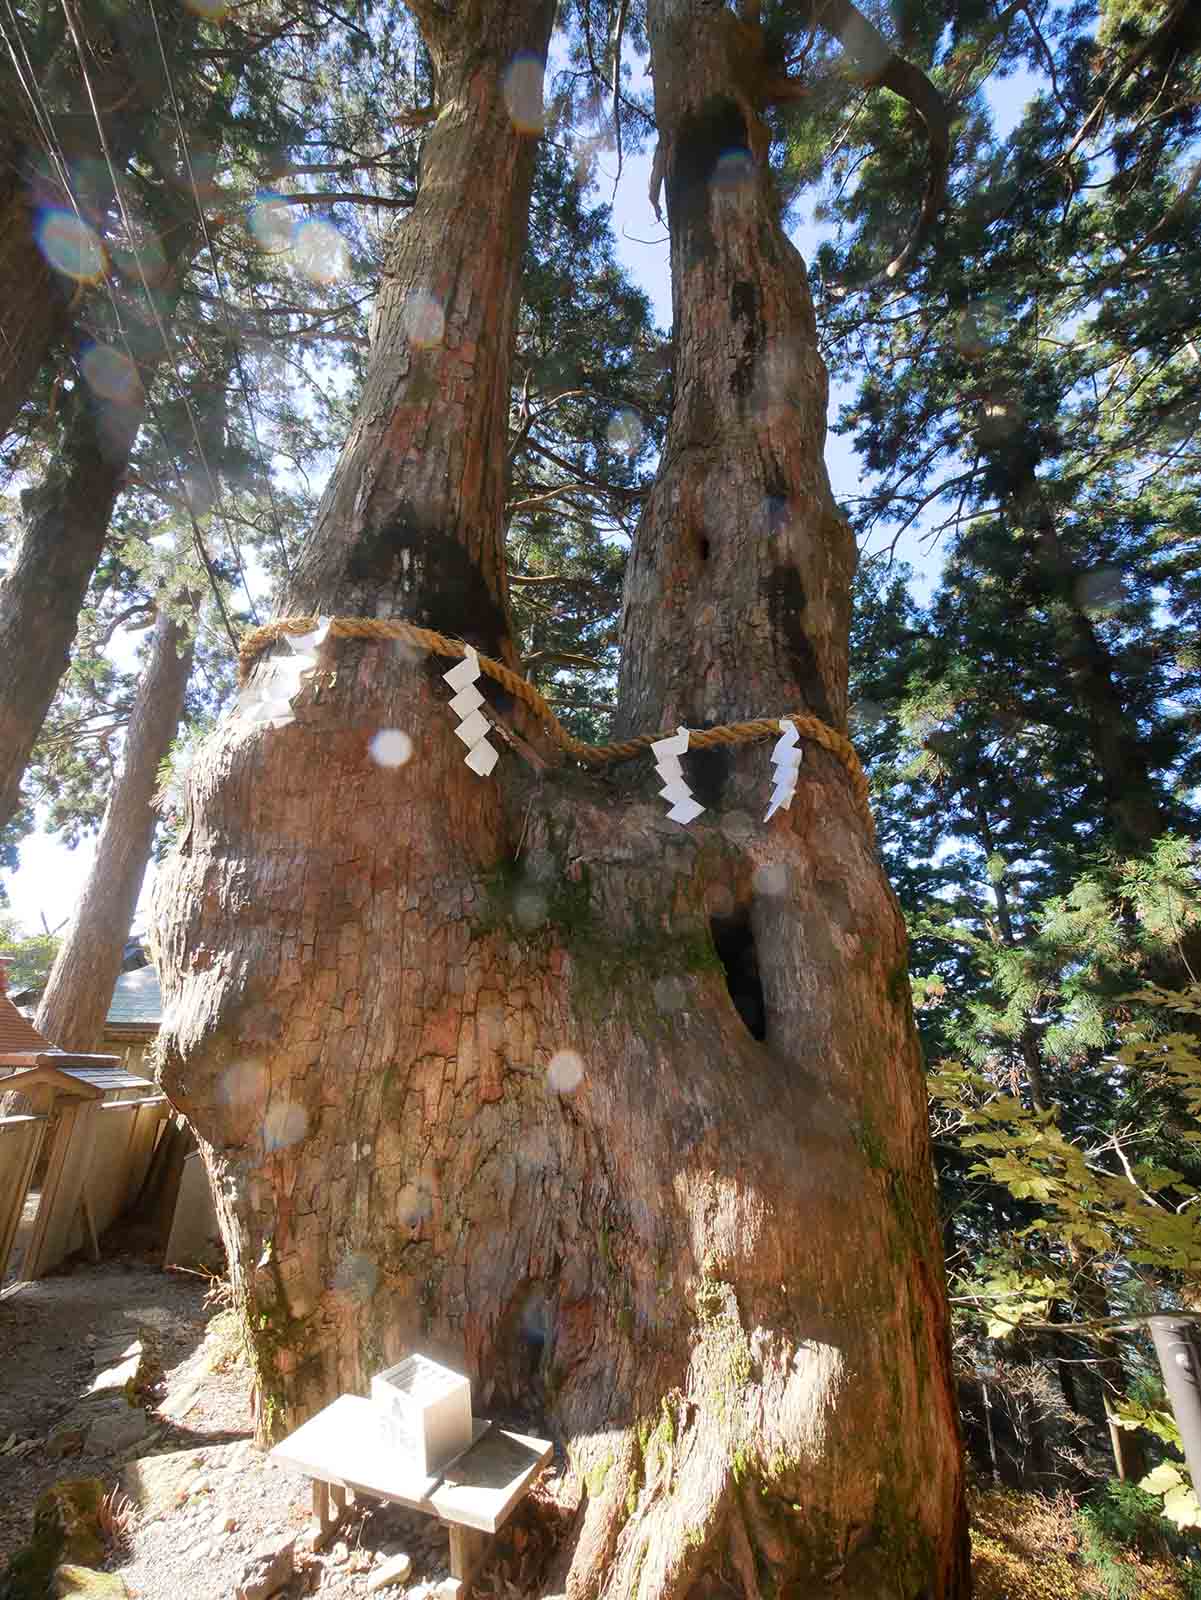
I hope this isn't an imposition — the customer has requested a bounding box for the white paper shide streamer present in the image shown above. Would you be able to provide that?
[239,616,330,727]
[443,646,499,776]
[652,725,704,825]
[764,718,803,821]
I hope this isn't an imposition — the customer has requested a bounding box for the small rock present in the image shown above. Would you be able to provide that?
[236,1532,295,1600]
[86,1345,144,1401]
[120,1445,240,1517]
[46,1422,89,1459]
[91,1337,140,1367]
[213,1511,238,1534]
[188,1474,212,1496]
[191,1539,214,1561]
[52,1565,130,1597]
[87,1410,153,1456]
[366,1552,412,1592]
[328,1540,348,1564]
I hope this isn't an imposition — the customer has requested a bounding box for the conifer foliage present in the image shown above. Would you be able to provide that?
[0,0,1199,1593]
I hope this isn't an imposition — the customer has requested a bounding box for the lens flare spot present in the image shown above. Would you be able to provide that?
[653,975,688,1015]
[218,1058,267,1109]
[719,809,755,844]
[512,889,548,931]
[247,195,292,253]
[518,1288,550,1347]
[263,1100,307,1151]
[712,148,754,195]
[397,1179,433,1230]
[293,219,350,283]
[1075,566,1125,614]
[547,1049,585,1095]
[750,339,803,423]
[849,699,885,733]
[503,53,546,133]
[401,289,445,349]
[332,1251,378,1304]
[80,343,141,406]
[605,407,643,458]
[368,728,413,768]
[751,862,791,899]
[37,209,105,281]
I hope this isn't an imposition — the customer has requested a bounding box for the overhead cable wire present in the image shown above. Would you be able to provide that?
[146,0,295,583]
[54,0,260,637]
[6,0,244,648]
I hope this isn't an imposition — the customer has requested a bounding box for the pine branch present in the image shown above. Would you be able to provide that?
[809,0,952,280]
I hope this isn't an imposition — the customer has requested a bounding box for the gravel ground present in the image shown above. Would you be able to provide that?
[0,1249,570,1599]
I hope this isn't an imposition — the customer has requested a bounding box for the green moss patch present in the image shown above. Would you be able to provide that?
[0,1478,107,1600]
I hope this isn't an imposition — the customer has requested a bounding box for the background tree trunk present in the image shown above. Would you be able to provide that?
[36,602,194,1052]
[0,99,63,444]
[0,219,201,836]
[0,386,139,833]
[153,5,966,1598]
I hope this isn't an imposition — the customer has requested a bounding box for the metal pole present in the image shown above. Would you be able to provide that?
[1149,1316,1201,1487]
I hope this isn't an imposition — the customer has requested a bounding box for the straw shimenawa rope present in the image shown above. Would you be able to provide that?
[239,616,875,840]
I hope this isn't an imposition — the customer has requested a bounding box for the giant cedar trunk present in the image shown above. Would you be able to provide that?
[36,603,194,1051]
[153,6,966,1599]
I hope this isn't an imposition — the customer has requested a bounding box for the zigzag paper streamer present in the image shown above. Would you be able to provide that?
[764,718,803,821]
[239,616,330,727]
[443,645,499,776]
[652,725,704,825]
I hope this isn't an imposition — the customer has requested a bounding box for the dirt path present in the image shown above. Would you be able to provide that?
[0,1257,565,1599]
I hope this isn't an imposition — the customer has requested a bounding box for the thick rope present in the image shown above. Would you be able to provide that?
[239,616,875,840]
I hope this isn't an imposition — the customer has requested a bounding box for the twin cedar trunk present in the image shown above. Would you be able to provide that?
[154,5,967,1595]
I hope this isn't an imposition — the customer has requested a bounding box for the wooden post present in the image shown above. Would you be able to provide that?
[311,1479,345,1549]
[0,1114,47,1284]
[448,1524,488,1591]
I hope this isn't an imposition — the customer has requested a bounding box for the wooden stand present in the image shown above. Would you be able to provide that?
[272,1396,551,1596]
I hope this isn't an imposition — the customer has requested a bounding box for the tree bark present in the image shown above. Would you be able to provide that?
[35,603,194,1052]
[0,386,139,834]
[0,96,64,444]
[153,5,966,1598]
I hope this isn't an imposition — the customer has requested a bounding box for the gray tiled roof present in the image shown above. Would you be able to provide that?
[106,964,162,1028]
[55,1062,153,1090]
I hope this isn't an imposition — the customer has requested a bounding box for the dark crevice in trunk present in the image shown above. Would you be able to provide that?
[711,911,766,1041]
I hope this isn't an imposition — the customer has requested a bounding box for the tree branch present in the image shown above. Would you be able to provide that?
[811,0,952,279]
[522,650,606,673]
